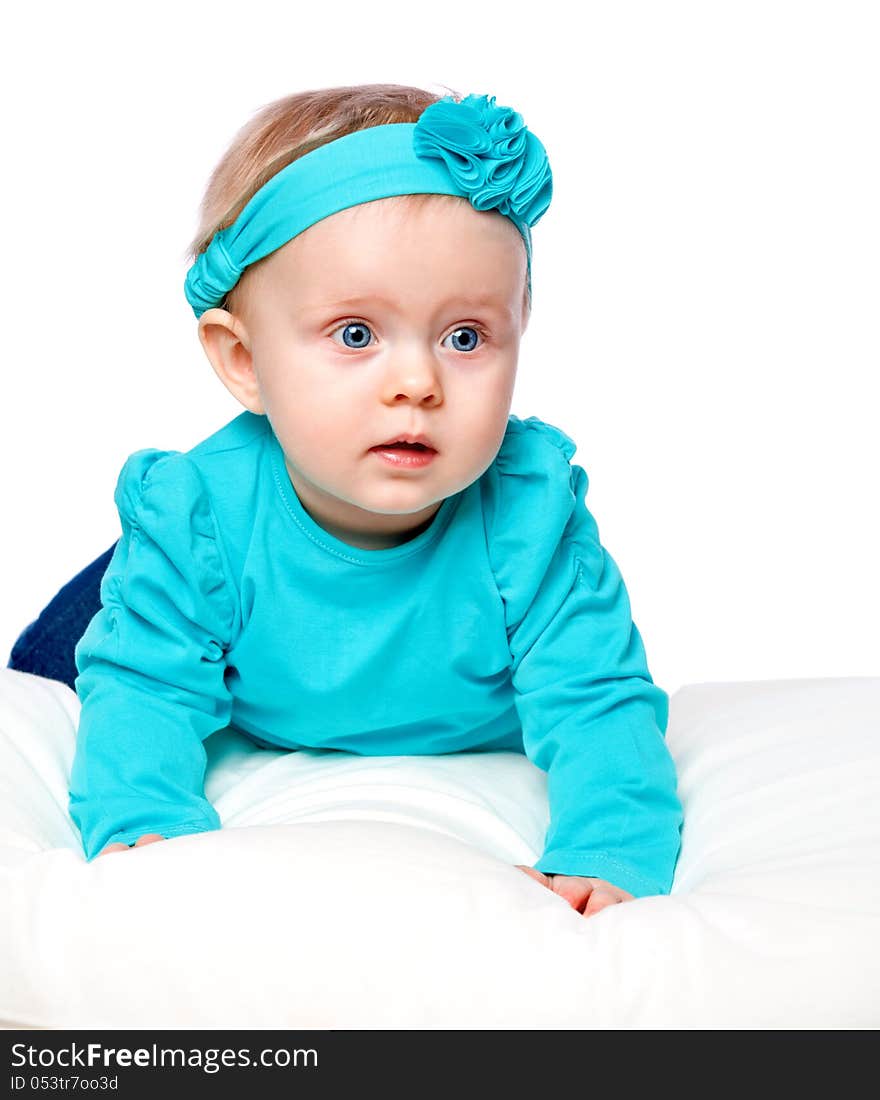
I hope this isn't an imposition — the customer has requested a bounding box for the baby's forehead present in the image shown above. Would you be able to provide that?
[271,198,523,283]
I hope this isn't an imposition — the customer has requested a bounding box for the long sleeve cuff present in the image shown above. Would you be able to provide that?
[532,847,670,898]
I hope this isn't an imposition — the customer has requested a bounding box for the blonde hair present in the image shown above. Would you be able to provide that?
[183,82,531,317]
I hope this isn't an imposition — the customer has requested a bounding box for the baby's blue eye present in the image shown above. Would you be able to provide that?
[333,322,373,349]
[443,326,482,353]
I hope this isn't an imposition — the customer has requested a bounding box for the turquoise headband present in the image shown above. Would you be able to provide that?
[184,93,553,319]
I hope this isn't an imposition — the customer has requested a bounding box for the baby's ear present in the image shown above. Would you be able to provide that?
[197,308,265,414]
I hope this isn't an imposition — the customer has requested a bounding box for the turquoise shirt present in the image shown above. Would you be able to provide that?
[70,411,683,896]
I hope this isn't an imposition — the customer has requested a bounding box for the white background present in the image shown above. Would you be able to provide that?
[2,1,877,696]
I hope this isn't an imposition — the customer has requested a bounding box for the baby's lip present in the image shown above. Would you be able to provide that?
[370,433,437,451]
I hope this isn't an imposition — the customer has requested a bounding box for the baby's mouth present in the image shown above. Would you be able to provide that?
[372,442,433,452]
[368,435,439,467]
[369,434,438,453]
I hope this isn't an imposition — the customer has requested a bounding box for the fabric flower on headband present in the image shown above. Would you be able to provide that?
[413,93,553,228]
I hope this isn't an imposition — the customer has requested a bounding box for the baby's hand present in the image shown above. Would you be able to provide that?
[99,834,166,857]
[515,865,634,917]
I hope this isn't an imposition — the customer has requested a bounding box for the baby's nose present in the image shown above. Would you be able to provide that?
[381,353,443,405]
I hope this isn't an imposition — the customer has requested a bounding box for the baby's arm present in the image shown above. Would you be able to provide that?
[491,430,683,898]
[70,451,238,859]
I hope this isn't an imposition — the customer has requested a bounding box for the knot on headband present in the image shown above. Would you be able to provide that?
[187,235,242,313]
[185,92,553,319]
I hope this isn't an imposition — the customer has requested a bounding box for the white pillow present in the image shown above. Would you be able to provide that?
[1,667,878,1029]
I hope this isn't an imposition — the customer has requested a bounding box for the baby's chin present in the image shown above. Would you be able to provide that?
[291,453,481,520]
[343,487,446,520]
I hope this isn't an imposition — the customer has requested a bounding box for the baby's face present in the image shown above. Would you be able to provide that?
[201,195,528,549]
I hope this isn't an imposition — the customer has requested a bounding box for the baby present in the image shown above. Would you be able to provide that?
[69,82,683,919]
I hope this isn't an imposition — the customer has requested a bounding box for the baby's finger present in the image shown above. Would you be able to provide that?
[98,843,129,856]
[550,876,593,913]
[583,889,623,917]
[133,834,166,847]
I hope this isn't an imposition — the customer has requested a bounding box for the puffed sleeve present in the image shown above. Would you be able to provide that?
[69,449,240,860]
[487,418,683,897]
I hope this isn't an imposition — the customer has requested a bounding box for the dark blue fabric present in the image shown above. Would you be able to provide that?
[7,544,118,690]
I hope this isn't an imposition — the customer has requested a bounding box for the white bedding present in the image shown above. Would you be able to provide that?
[1,666,878,1029]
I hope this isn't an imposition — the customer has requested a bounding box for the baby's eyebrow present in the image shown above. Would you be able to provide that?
[313,293,512,315]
